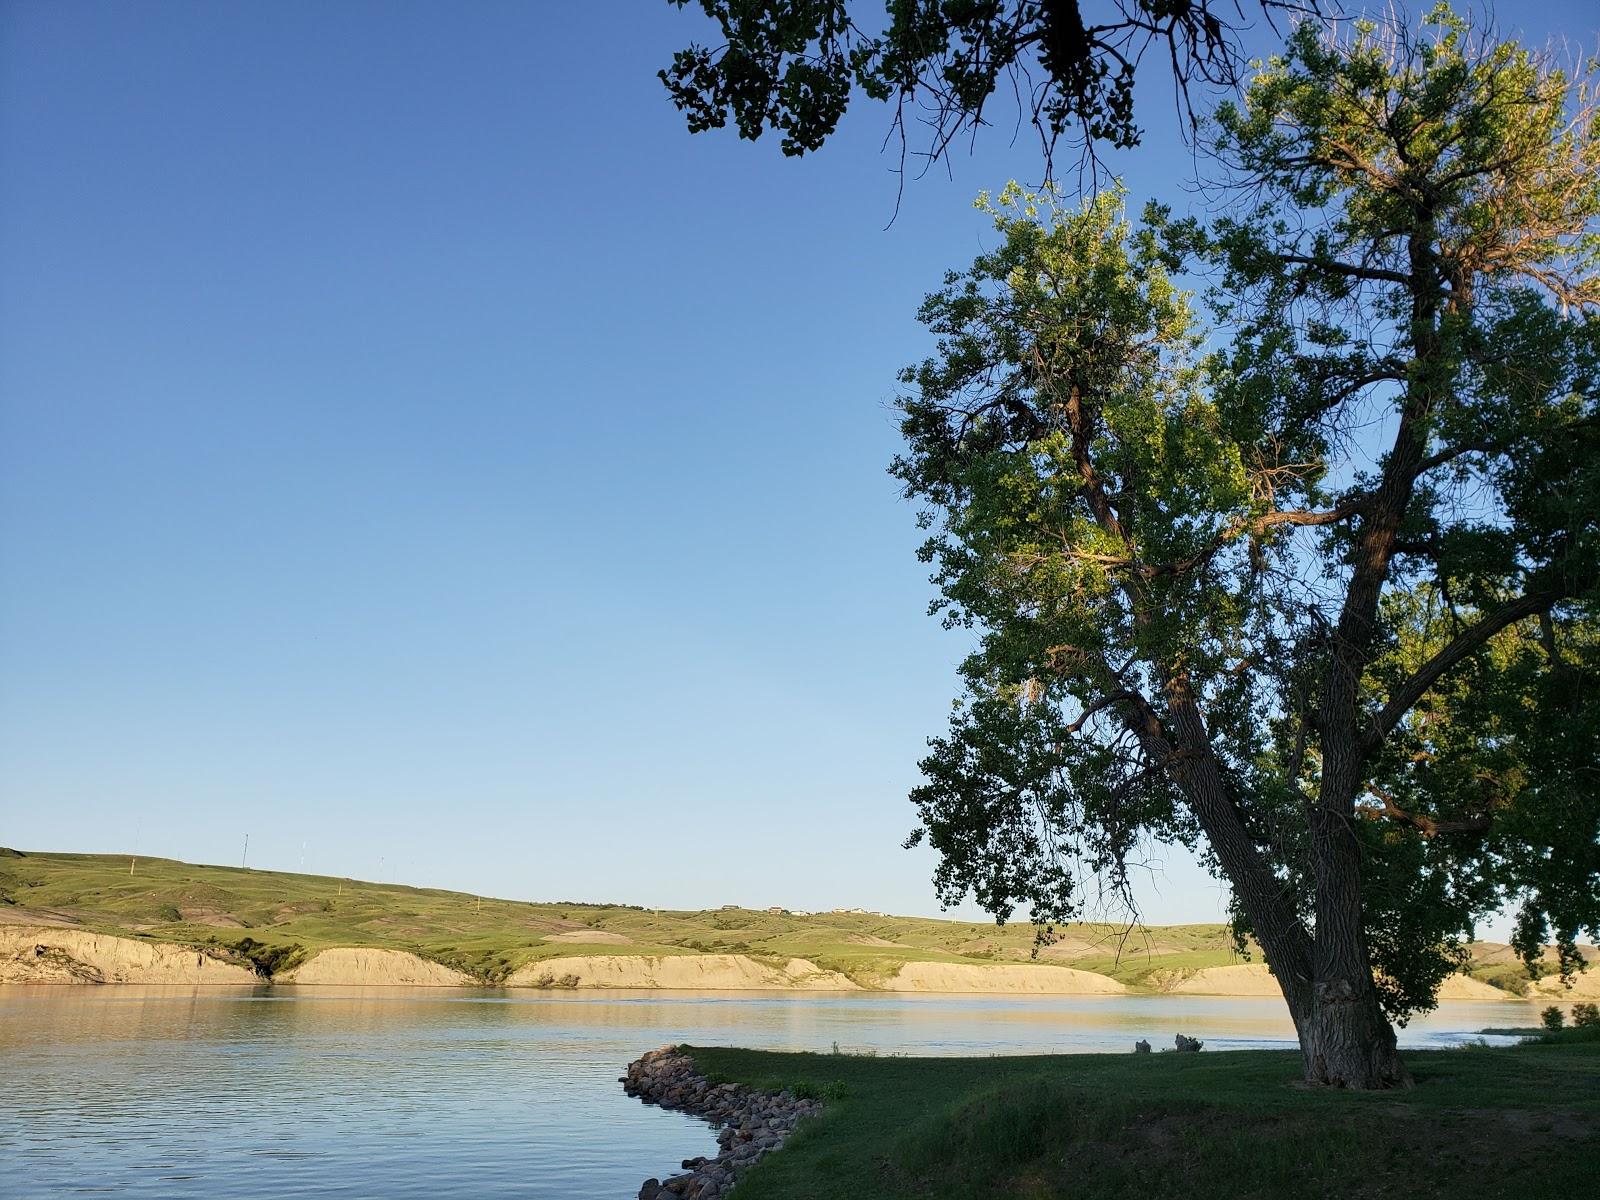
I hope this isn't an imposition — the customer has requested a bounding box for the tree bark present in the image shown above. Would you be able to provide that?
[1296,960,1410,1088]
[1272,227,1441,1090]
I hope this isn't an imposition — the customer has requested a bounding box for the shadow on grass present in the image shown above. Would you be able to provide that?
[683,1042,1599,1200]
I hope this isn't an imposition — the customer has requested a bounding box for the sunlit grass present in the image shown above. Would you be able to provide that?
[686,1041,1600,1199]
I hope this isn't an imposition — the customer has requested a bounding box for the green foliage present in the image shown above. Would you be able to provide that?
[528,971,582,989]
[660,2,1308,166]
[1575,1002,1600,1028]
[894,3,1600,1033]
[227,937,306,978]
[1543,1005,1566,1032]
[1523,1023,1600,1046]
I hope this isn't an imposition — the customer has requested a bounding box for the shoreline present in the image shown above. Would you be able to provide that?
[4,926,1590,1000]
[623,1046,822,1200]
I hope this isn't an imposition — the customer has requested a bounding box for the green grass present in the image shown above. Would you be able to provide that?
[681,1041,1599,1199]
[0,848,1268,986]
[1480,1025,1600,1046]
[0,848,1557,995]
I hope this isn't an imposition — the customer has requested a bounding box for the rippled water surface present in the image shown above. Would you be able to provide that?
[0,985,1545,1198]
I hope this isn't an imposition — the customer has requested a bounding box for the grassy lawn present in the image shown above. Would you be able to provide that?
[683,1039,1599,1200]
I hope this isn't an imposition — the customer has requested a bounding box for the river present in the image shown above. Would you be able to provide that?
[0,985,1547,1198]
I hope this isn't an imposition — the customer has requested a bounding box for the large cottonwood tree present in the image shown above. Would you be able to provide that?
[896,8,1599,1088]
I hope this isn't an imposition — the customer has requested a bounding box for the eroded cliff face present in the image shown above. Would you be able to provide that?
[275,947,475,986]
[0,927,259,985]
[881,961,1128,994]
[1168,963,1520,1000]
[504,953,861,991]
[0,923,1561,998]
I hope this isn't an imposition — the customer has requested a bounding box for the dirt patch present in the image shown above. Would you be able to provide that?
[0,907,82,927]
[178,908,246,928]
[542,929,634,945]
[1034,938,1099,960]
[519,916,595,934]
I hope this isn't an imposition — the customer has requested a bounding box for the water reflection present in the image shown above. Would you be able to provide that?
[0,986,1545,1198]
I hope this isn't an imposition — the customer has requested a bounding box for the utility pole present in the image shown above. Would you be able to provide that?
[242,833,249,869]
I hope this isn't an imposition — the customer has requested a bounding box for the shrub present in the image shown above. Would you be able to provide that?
[1477,968,1531,997]
[1541,1006,1565,1032]
[228,937,305,978]
[532,972,580,988]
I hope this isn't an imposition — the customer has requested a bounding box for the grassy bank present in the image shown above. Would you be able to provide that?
[681,1041,1599,1199]
[0,849,1254,986]
[1,849,1579,993]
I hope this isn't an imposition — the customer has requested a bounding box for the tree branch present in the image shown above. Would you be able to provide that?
[1363,588,1561,752]
[1358,784,1491,838]
[1145,498,1364,578]
[1275,253,1412,286]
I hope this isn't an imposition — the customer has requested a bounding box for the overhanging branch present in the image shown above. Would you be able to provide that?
[1363,588,1560,752]
[1358,784,1491,838]
[1146,498,1365,578]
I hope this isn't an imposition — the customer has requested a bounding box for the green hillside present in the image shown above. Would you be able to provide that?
[0,849,1249,985]
[0,848,1562,991]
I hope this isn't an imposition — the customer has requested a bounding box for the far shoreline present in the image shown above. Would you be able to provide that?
[6,851,1592,1003]
[6,925,1584,1001]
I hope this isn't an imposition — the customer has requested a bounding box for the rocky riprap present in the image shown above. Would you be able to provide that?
[623,1045,823,1200]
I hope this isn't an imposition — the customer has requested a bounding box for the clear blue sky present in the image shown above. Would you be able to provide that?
[2,2,1591,927]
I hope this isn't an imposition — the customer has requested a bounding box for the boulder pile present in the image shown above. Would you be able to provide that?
[623,1046,823,1200]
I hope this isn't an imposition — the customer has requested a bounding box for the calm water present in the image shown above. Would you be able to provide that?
[0,985,1546,1199]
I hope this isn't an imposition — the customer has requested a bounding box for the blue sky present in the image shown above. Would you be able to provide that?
[1,2,1592,928]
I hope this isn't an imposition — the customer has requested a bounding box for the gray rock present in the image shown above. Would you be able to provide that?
[625,1046,826,1200]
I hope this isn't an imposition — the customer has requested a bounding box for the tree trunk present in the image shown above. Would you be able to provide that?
[1131,680,1413,1088]
[1298,759,1412,1087]
[1244,917,1409,1088]
[1296,978,1410,1088]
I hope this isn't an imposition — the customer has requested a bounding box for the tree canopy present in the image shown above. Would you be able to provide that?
[894,6,1600,1087]
[660,1,1320,173]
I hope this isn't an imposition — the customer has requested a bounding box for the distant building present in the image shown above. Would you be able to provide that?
[766,906,786,915]
[719,904,739,910]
